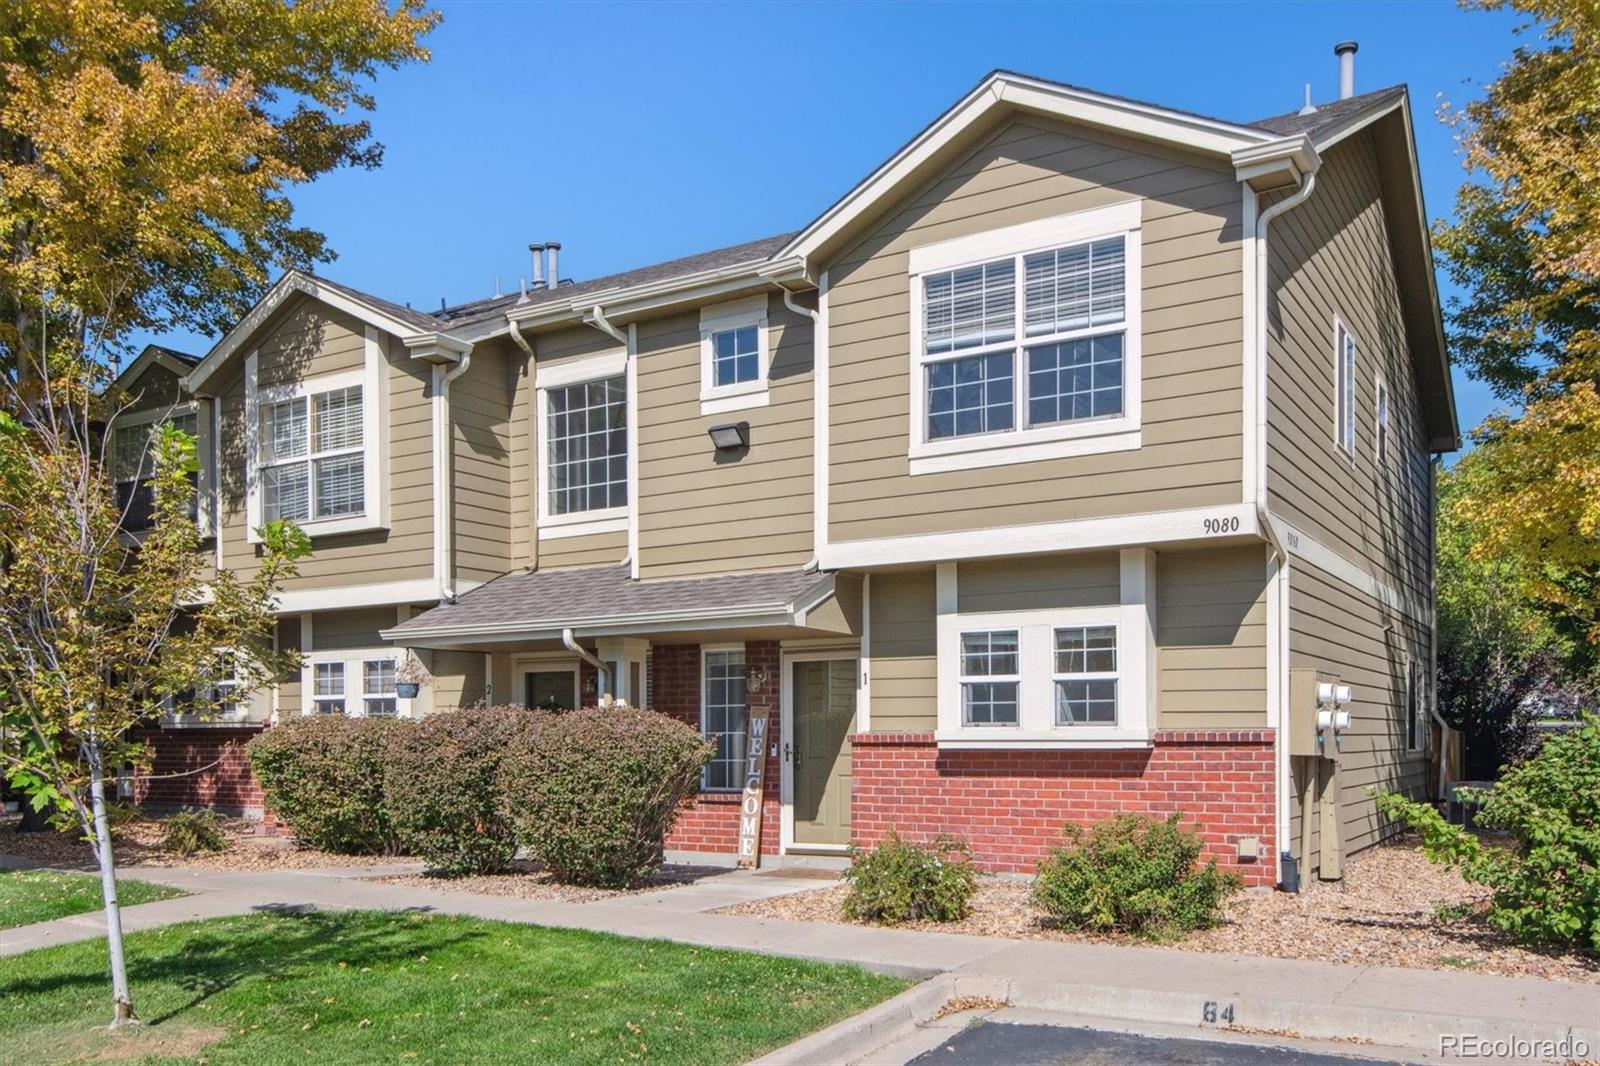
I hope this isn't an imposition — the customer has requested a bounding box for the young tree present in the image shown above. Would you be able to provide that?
[0,363,308,1028]
[0,0,439,385]
[1434,0,1600,645]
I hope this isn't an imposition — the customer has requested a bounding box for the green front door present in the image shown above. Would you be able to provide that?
[792,659,857,847]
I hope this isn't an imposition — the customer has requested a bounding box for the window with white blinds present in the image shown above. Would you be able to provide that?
[113,409,200,532]
[915,210,1135,455]
[259,385,365,523]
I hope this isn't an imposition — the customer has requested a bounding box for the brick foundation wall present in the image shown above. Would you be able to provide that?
[130,726,266,816]
[657,640,783,858]
[850,730,1277,886]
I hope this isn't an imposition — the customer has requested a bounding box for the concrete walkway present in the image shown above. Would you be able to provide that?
[3,858,1596,1059]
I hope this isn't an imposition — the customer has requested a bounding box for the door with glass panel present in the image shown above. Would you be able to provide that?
[791,659,857,847]
[524,671,576,711]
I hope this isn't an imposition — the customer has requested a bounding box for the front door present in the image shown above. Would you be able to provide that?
[791,659,857,847]
[525,670,576,711]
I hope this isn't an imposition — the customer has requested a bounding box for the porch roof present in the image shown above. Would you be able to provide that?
[381,565,836,647]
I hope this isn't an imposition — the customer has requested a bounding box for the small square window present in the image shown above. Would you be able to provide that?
[712,325,760,388]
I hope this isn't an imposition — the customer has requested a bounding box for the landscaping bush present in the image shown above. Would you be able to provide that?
[1032,813,1241,940]
[841,832,976,925]
[164,810,227,855]
[248,715,407,855]
[1375,715,1600,951]
[385,706,539,876]
[500,707,710,888]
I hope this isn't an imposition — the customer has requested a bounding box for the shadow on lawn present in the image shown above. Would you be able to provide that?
[8,906,476,1028]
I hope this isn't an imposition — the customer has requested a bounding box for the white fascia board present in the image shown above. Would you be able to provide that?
[381,604,799,646]
[1231,135,1320,186]
[187,272,468,393]
[112,345,197,394]
[269,577,462,615]
[782,72,1268,262]
[819,502,1261,570]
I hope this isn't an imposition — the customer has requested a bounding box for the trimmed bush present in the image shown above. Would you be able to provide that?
[501,707,711,888]
[163,810,227,855]
[248,715,407,855]
[841,833,976,925]
[1375,715,1600,951]
[1033,813,1241,939]
[385,706,539,876]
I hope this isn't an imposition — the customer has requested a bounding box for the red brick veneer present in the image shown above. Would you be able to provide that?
[130,726,266,816]
[849,730,1276,885]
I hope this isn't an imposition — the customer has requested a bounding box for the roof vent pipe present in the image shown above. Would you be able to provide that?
[547,242,561,288]
[528,243,546,290]
[1298,84,1317,116]
[1335,41,1358,100]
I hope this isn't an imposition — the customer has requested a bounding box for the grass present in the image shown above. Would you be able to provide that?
[0,910,912,1065]
[0,869,186,930]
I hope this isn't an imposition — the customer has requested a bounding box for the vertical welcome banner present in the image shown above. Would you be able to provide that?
[736,708,771,868]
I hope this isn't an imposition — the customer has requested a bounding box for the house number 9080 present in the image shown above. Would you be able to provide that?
[1202,516,1240,535]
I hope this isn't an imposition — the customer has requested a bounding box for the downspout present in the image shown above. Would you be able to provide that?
[562,627,611,705]
[1253,169,1318,890]
[780,284,823,572]
[507,318,538,574]
[436,349,473,600]
[586,304,627,346]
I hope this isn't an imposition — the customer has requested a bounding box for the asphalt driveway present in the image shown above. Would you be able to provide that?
[909,1021,1416,1065]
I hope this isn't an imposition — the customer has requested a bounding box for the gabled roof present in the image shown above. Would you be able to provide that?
[112,343,200,394]
[383,564,833,646]
[1249,85,1409,139]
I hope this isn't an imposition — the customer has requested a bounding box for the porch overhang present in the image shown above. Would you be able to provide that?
[381,565,853,650]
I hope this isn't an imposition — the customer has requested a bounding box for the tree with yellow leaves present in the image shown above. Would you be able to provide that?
[1436,0,1600,647]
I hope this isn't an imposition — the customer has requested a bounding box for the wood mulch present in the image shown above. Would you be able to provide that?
[377,862,711,905]
[718,838,1600,986]
[0,813,405,872]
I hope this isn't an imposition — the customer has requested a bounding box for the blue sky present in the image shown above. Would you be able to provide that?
[149,0,1526,440]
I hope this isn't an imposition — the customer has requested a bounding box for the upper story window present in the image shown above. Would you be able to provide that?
[1335,318,1358,458]
[243,337,387,542]
[259,385,364,523]
[113,406,205,533]
[907,201,1143,475]
[536,347,630,539]
[1375,375,1390,469]
[699,295,771,415]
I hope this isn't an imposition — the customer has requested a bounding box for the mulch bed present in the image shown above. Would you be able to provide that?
[0,812,405,872]
[378,862,709,905]
[718,837,1600,986]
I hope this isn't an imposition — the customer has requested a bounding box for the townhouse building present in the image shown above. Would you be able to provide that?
[118,59,1457,888]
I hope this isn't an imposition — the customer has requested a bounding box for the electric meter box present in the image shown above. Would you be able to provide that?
[1290,669,1340,758]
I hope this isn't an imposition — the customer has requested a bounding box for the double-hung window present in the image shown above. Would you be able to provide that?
[114,408,201,532]
[363,659,398,717]
[311,662,346,715]
[305,653,403,717]
[960,631,1020,726]
[1053,626,1118,725]
[701,648,747,791]
[1335,319,1358,458]
[260,385,364,523]
[909,202,1142,472]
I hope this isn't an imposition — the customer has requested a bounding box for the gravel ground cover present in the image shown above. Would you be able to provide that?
[719,837,1600,985]
[378,862,720,904]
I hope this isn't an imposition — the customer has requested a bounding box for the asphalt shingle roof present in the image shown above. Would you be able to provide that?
[1248,85,1407,139]
[388,564,829,638]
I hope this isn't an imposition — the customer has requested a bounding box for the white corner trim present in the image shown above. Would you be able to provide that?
[819,502,1259,570]
[626,324,641,581]
[244,351,261,535]
[366,327,389,529]
[857,571,871,732]
[1240,185,1260,507]
[813,271,831,557]
[430,362,449,596]
[698,294,771,414]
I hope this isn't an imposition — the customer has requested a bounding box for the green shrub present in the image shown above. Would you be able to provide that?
[841,833,976,925]
[385,706,538,876]
[247,715,407,855]
[1032,813,1241,940]
[1375,715,1600,951]
[500,707,711,888]
[163,810,227,855]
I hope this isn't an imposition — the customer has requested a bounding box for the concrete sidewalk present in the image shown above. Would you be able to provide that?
[3,859,1596,1059]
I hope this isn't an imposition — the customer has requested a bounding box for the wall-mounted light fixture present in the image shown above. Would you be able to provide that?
[707,421,749,451]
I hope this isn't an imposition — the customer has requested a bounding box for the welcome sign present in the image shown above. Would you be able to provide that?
[735,708,771,868]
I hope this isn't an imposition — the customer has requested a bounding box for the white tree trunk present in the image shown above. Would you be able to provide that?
[85,737,137,1028]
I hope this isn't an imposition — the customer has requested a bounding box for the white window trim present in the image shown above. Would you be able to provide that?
[698,295,772,415]
[1333,316,1358,462]
[113,399,216,537]
[511,651,583,708]
[1405,656,1426,754]
[906,202,1144,476]
[934,549,1156,747]
[700,642,748,793]
[302,647,412,718]
[244,342,387,543]
[1374,372,1390,470]
[535,347,631,538]
[1051,624,1121,727]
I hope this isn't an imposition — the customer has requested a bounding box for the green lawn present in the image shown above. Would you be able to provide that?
[0,910,911,1065]
[0,869,186,930]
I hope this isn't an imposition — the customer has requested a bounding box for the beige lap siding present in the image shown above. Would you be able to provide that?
[1265,131,1434,607]
[1156,545,1268,729]
[448,339,517,585]
[865,568,938,733]
[634,294,815,580]
[1288,560,1429,869]
[213,295,435,589]
[823,117,1244,542]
